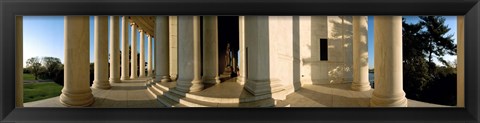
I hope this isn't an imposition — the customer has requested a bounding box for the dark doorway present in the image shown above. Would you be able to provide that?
[218,16,239,76]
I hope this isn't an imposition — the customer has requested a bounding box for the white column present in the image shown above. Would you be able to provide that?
[169,16,178,81]
[155,16,171,82]
[120,16,130,80]
[351,16,371,91]
[147,34,153,77]
[130,23,138,79]
[370,16,407,107]
[236,16,246,84]
[457,16,464,107]
[92,16,111,89]
[243,16,284,96]
[109,16,121,83]
[176,16,203,92]
[139,30,146,78]
[60,16,94,107]
[16,16,23,107]
[202,16,221,84]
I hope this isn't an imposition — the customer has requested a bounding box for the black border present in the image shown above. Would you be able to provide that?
[1,0,479,122]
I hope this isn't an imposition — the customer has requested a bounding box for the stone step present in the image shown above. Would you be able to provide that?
[157,95,186,107]
[217,98,276,107]
[147,82,278,107]
[153,82,271,103]
[165,90,276,107]
[146,86,162,99]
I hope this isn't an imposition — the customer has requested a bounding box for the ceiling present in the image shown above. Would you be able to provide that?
[129,16,156,38]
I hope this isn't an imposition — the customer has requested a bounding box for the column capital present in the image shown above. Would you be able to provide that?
[139,29,144,32]
[130,22,136,26]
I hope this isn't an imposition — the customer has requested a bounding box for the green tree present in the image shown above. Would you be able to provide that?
[26,57,43,80]
[418,16,457,71]
[42,57,62,79]
[402,18,432,99]
[402,16,458,106]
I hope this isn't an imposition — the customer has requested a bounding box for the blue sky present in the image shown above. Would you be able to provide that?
[23,16,457,69]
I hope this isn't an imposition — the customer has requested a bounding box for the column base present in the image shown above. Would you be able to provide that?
[59,89,95,107]
[92,80,111,89]
[351,81,371,91]
[202,76,221,84]
[139,74,146,78]
[161,76,172,82]
[175,79,204,92]
[120,77,129,81]
[244,79,284,96]
[109,78,121,83]
[130,75,138,79]
[370,92,408,107]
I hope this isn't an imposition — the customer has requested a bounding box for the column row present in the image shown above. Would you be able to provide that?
[60,16,157,106]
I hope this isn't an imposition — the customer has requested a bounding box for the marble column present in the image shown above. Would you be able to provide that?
[236,16,246,85]
[109,16,121,83]
[457,16,464,107]
[147,34,153,77]
[130,23,138,79]
[370,16,407,107]
[120,16,130,80]
[92,16,111,89]
[351,16,371,91]
[202,16,221,84]
[169,16,178,81]
[60,16,94,107]
[243,16,284,96]
[16,16,23,107]
[176,16,203,92]
[139,30,146,78]
[155,16,171,82]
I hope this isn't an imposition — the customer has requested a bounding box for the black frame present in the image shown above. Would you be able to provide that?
[1,0,479,122]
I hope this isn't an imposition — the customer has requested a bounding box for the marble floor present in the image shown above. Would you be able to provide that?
[24,78,165,108]
[24,78,450,108]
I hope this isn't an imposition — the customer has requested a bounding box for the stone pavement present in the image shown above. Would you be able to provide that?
[24,78,449,108]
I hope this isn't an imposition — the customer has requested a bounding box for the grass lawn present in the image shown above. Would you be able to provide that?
[24,82,63,103]
[23,73,35,80]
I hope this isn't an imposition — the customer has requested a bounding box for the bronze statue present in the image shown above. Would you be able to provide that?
[225,43,231,67]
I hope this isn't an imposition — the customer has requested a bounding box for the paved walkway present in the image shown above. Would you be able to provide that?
[24,78,164,108]
[24,78,450,108]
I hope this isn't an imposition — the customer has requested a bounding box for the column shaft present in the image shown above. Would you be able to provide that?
[202,16,221,84]
[243,16,284,97]
[92,16,111,89]
[130,23,138,79]
[16,16,23,107]
[155,16,171,82]
[139,30,146,77]
[109,16,121,83]
[169,16,178,81]
[147,35,153,77]
[60,16,94,107]
[176,16,203,92]
[237,16,246,84]
[120,16,130,80]
[351,16,371,91]
[370,16,407,107]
